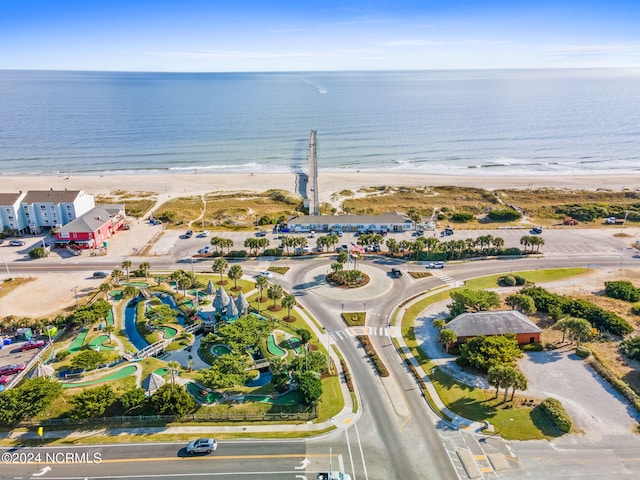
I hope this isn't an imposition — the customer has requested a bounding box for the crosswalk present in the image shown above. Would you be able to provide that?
[331,326,390,340]
[429,270,458,287]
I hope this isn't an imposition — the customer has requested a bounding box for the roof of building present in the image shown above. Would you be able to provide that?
[0,192,24,205]
[288,212,412,226]
[56,204,125,234]
[447,310,542,338]
[22,189,83,204]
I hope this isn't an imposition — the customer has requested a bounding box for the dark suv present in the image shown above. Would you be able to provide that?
[391,268,402,278]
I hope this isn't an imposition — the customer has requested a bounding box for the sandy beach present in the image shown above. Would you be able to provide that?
[3,171,640,205]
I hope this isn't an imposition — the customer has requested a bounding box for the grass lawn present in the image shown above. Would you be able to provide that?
[398,267,589,440]
[431,368,562,440]
[316,375,343,422]
[341,312,365,326]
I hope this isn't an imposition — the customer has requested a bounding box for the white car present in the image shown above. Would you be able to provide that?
[197,230,210,238]
[258,271,272,278]
[186,438,217,454]
[8,240,25,247]
[426,261,445,269]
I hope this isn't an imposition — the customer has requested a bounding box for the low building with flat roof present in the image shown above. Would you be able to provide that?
[285,212,413,233]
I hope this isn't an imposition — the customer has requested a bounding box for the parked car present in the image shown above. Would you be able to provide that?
[197,230,210,238]
[8,240,25,246]
[257,270,272,278]
[0,376,9,385]
[302,244,311,253]
[255,230,267,237]
[198,246,211,255]
[184,230,193,238]
[92,271,108,279]
[16,340,46,352]
[186,438,217,455]
[530,227,543,234]
[391,268,402,278]
[0,364,26,376]
[426,261,446,269]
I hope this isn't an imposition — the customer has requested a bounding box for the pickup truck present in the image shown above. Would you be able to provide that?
[317,472,352,480]
[605,217,625,225]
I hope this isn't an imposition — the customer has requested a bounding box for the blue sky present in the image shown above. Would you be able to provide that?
[1,1,639,71]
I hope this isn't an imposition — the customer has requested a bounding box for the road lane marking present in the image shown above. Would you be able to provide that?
[354,423,369,480]
[5,453,331,465]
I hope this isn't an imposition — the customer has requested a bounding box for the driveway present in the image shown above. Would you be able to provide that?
[519,349,640,437]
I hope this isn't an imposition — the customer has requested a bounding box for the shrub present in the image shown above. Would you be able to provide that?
[55,349,70,362]
[631,303,640,316]
[503,247,522,256]
[488,209,522,221]
[357,335,389,377]
[514,275,527,286]
[521,286,633,337]
[620,336,640,361]
[450,212,474,223]
[588,354,640,413]
[575,345,591,359]
[28,247,46,259]
[225,250,247,258]
[340,358,354,392]
[604,281,640,302]
[262,248,282,257]
[501,275,516,286]
[523,343,544,352]
[539,398,572,433]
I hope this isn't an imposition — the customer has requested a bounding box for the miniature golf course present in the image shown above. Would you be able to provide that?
[106,308,115,325]
[212,344,232,356]
[186,382,223,404]
[161,326,178,339]
[88,335,115,351]
[244,390,302,404]
[62,365,137,388]
[267,334,286,356]
[68,328,89,353]
[288,337,302,354]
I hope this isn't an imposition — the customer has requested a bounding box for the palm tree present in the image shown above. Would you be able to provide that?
[176,275,190,297]
[103,324,115,344]
[212,258,228,284]
[227,264,243,290]
[520,235,531,253]
[121,260,132,279]
[99,282,111,295]
[255,275,268,307]
[509,370,528,401]
[167,360,180,388]
[487,364,514,400]
[111,268,123,286]
[281,294,296,320]
[139,262,151,281]
[267,284,283,309]
[439,329,457,353]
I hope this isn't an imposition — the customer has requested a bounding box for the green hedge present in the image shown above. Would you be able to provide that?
[575,346,591,359]
[588,353,640,413]
[539,398,572,433]
[357,335,389,377]
[521,286,633,336]
[604,281,640,302]
[487,208,522,221]
[522,343,544,352]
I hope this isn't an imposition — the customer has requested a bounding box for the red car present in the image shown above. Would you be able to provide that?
[0,375,9,384]
[0,364,26,376]
[16,340,46,352]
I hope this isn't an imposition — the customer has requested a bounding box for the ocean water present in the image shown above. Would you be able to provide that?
[1,69,639,176]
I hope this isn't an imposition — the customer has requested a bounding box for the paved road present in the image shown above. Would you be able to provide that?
[4,228,640,479]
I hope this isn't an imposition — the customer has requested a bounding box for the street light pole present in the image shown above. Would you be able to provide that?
[72,286,79,307]
[4,261,10,280]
